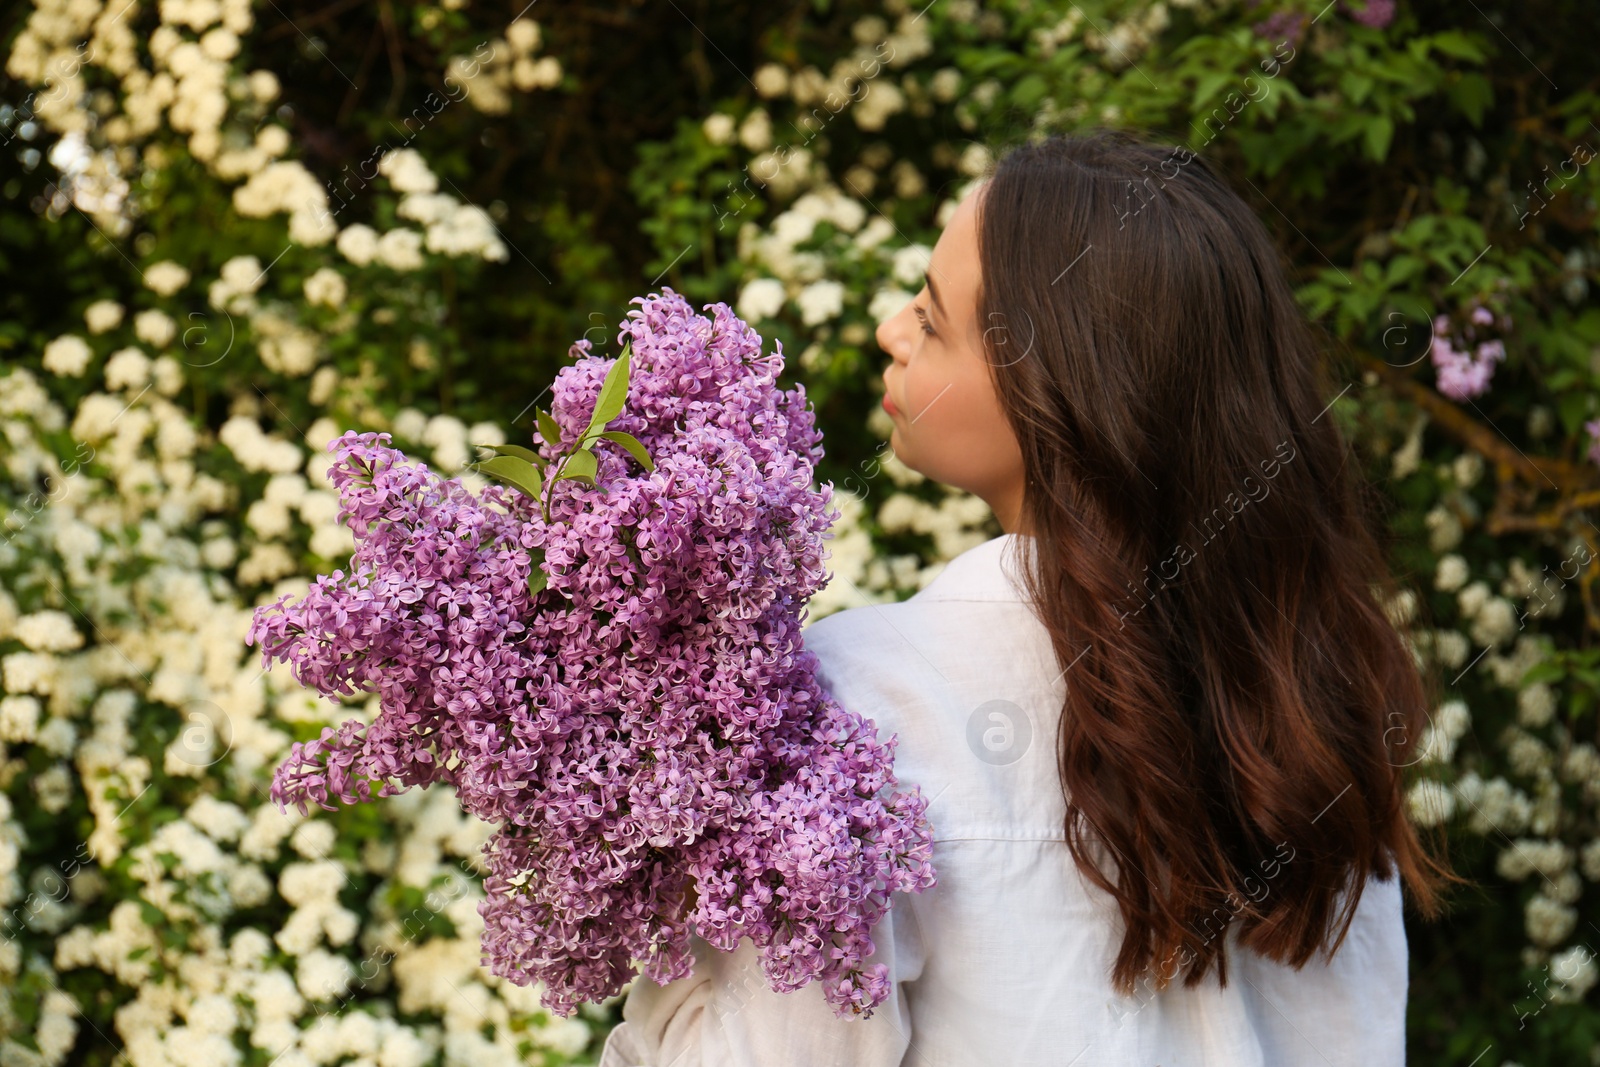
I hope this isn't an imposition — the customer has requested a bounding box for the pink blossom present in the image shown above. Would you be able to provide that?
[1430,313,1507,401]
[1340,0,1395,28]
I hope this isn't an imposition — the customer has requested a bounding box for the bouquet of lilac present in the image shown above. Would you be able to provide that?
[247,288,936,1019]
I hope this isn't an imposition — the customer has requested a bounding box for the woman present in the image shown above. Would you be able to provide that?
[599,127,1462,1066]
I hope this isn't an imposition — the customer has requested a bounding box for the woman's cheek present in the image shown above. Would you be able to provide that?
[908,382,954,430]
[903,375,938,424]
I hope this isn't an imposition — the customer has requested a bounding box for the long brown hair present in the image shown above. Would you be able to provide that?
[971,128,1465,996]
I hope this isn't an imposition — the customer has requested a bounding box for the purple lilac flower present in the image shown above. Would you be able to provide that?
[1252,10,1305,46]
[1340,0,1396,28]
[1430,309,1507,401]
[1252,0,1393,41]
[1586,419,1600,467]
[247,288,937,1019]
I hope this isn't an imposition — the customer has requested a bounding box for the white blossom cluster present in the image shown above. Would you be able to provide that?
[0,1,638,1025]
[330,149,509,266]
[6,0,277,233]
[1080,2,1171,71]
[733,178,979,347]
[1371,471,1598,979]
[1402,532,1600,990]
[443,17,563,116]
[233,160,337,248]
[0,353,621,1066]
[8,0,511,355]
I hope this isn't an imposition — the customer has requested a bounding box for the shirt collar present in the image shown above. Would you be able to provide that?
[915,532,1031,602]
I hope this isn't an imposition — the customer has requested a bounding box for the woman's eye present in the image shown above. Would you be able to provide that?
[914,304,935,336]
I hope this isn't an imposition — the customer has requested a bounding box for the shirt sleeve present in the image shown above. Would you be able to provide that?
[597,889,927,1067]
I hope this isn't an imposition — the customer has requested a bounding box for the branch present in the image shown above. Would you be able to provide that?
[1350,349,1595,490]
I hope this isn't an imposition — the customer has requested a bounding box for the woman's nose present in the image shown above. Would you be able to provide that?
[876,311,907,364]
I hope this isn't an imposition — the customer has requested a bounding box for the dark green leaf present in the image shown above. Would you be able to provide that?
[1011,73,1047,110]
[1192,70,1232,111]
[1448,72,1493,127]
[1341,72,1375,105]
[1558,391,1590,435]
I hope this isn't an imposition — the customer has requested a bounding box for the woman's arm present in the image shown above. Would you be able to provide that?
[598,891,927,1067]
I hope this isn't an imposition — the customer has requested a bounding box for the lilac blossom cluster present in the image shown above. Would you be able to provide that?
[1251,0,1393,44]
[246,288,936,1019]
[1341,0,1396,28]
[1431,302,1510,401]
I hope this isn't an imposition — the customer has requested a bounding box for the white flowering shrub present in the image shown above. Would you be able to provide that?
[0,0,637,1063]
[0,351,612,1066]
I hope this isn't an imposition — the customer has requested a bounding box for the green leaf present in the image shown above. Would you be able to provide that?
[1340,71,1374,105]
[1519,662,1566,685]
[1433,177,1470,215]
[1364,115,1394,162]
[537,409,563,450]
[1570,689,1591,718]
[1558,391,1591,436]
[1573,308,1600,342]
[1399,215,1439,246]
[1428,30,1487,63]
[596,430,655,472]
[586,339,633,437]
[558,448,597,484]
[477,456,544,499]
[527,547,548,598]
[1448,72,1493,127]
[1384,255,1425,287]
[1011,73,1047,110]
[479,443,547,468]
[1192,70,1233,111]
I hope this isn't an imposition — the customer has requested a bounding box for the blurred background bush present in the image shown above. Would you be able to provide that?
[1,0,1598,1064]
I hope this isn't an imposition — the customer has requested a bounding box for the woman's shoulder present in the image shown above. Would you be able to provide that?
[800,597,1072,845]
[803,533,1030,636]
[799,533,1040,661]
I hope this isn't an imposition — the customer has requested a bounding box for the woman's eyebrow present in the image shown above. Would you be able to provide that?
[924,271,947,320]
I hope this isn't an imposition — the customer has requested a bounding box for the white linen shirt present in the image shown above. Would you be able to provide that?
[598,532,1409,1066]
